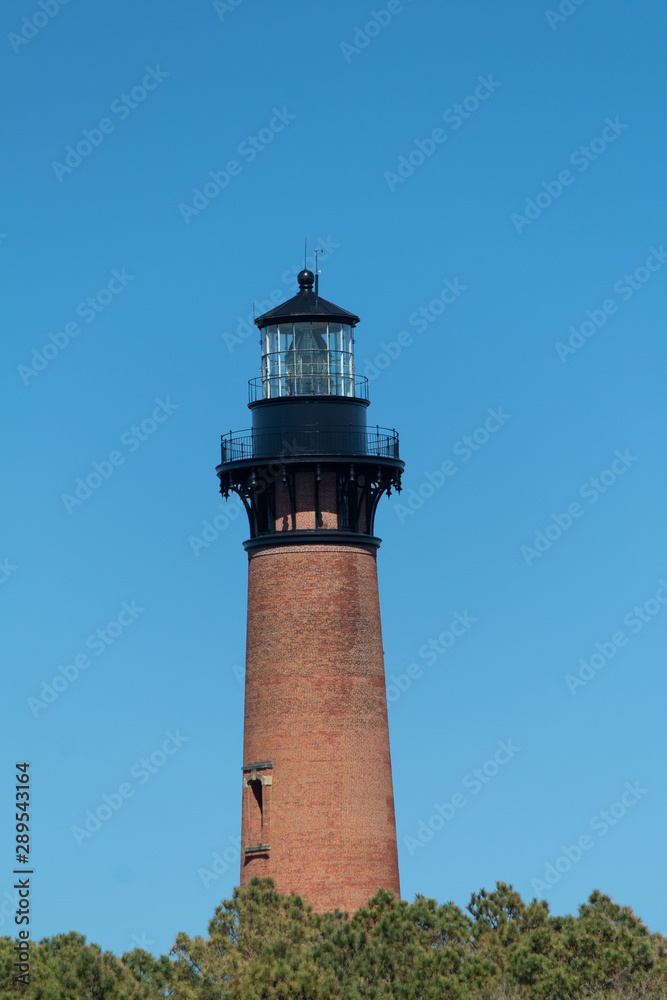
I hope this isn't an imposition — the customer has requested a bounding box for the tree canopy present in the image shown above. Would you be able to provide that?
[2,880,665,1000]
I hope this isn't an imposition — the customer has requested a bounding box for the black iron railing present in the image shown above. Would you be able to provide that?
[219,425,400,464]
[248,373,369,403]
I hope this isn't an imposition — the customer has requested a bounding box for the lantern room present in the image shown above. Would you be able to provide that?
[250,268,362,402]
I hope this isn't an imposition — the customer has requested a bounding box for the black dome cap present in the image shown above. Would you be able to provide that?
[255,272,360,328]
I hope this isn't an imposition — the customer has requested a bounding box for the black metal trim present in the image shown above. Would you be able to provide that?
[247,390,371,410]
[216,454,404,476]
[243,530,382,552]
[287,470,296,528]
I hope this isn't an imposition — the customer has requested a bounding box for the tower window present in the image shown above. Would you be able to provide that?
[242,761,272,853]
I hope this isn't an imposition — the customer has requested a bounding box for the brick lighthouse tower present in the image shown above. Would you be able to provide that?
[216,265,403,912]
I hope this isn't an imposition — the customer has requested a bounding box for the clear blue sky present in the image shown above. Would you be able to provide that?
[3,0,666,959]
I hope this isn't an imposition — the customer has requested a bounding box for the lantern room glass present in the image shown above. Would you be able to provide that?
[260,322,355,398]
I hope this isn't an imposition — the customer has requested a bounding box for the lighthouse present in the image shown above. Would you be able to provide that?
[216,265,403,912]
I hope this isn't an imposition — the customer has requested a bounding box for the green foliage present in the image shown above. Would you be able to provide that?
[2,882,666,1000]
[168,881,667,1000]
[0,930,167,1000]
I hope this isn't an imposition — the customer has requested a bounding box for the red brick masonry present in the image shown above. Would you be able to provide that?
[241,542,400,912]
